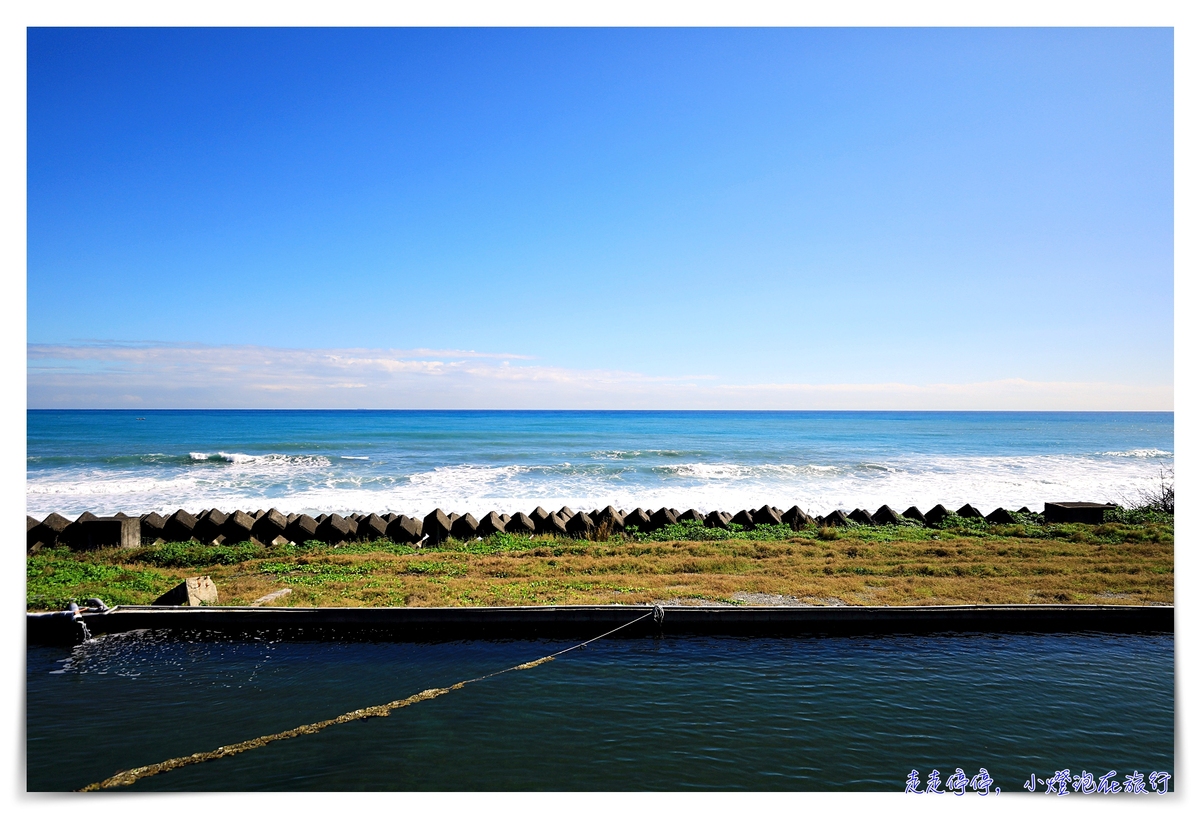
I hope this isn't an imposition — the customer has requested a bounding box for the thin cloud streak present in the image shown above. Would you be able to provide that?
[27,343,1172,411]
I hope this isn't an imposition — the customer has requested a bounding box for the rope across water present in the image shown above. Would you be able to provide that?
[78,606,662,791]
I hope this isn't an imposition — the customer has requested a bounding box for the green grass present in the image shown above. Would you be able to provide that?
[26,513,1173,610]
[27,548,176,610]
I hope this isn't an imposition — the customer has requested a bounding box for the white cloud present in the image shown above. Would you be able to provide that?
[26,342,1173,410]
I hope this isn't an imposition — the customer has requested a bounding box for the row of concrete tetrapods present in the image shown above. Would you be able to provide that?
[27,502,1114,551]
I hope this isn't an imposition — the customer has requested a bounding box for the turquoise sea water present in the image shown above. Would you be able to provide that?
[27,410,1172,517]
[27,632,1173,792]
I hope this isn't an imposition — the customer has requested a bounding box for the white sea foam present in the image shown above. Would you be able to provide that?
[25,448,1175,520]
[1100,448,1173,458]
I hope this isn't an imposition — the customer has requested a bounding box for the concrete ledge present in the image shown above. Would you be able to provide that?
[27,603,1172,645]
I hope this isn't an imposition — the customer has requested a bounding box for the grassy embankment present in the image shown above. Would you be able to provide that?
[27,513,1173,611]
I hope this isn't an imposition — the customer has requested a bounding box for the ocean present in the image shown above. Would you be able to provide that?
[26,410,1173,518]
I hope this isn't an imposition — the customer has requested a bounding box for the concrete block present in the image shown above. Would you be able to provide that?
[316,513,351,545]
[649,508,678,531]
[902,506,926,524]
[677,509,704,523]
[753,505,783,526]
[595,506,625,533]
[730,510,756,529]
[925,504,951,525]
[544,513,569,537]
[252,509,289,546]
[507,512,536,535]
[622,508,652,532]
[140,512,167,544]
[873,505,904,525]
[359,513,388,541]
[153,576,218,607]
[781,506,814,529]
[286,514,319,544]
[705,509,732,529]
[1043,502,1116,524]
[164,509,198,542]
[986,508,1017,524]
[423,509,453,544]
[477,511,507,536]
[451,513,479,540]
[27,516,44,552]
[957,504,983,518]
[386,515,423,544]
[822,510,850,527]
[848,508,876,525]
[530,507,552,533]
[74,516,141,550]
[60,512,99,549]
[222,510,256,543]
[448,513,475,537]
[194,509,228,544]
[566,511,596,538]
[849,506,878,525]
[31,512,71,550]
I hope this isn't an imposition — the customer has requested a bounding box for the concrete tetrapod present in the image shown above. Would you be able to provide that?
[705,510,733,529]
[595,506,625,533]
[193,509,228,545]
[822,510,851,527]
[286,514,319,545]
[873,505,904,525]
[423,510,453,544]
[316,513,351,545]
[623,508,652,533]
[848,508,876,526]
[566,511,596,539]
[902,506,927,525]
[27,516,42,552]
[358,513,389,542]
[957,504,984,519]
[33,512,72,551]
[162,510,197,542]
[451,513,479,541]
[140,512,167,545]
[986,507,1017,524]
[649,507,678,532]
[506,512,536,536]
[753,505,783,526]
[730,510,756,529]
[924,505,951,525]
[386,515,423,544]
[223,510,256,544]
[252,509,290,546]
[781,506,814,529]
[477,511,507,537]
[544,513,569,537]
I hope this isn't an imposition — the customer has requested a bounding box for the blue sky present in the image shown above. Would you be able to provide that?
[26,27,1173,409]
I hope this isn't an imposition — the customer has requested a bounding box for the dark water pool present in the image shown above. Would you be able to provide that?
[27,632,1173,791]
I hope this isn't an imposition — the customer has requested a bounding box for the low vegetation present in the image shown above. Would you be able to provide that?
[27,514,1173,611]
